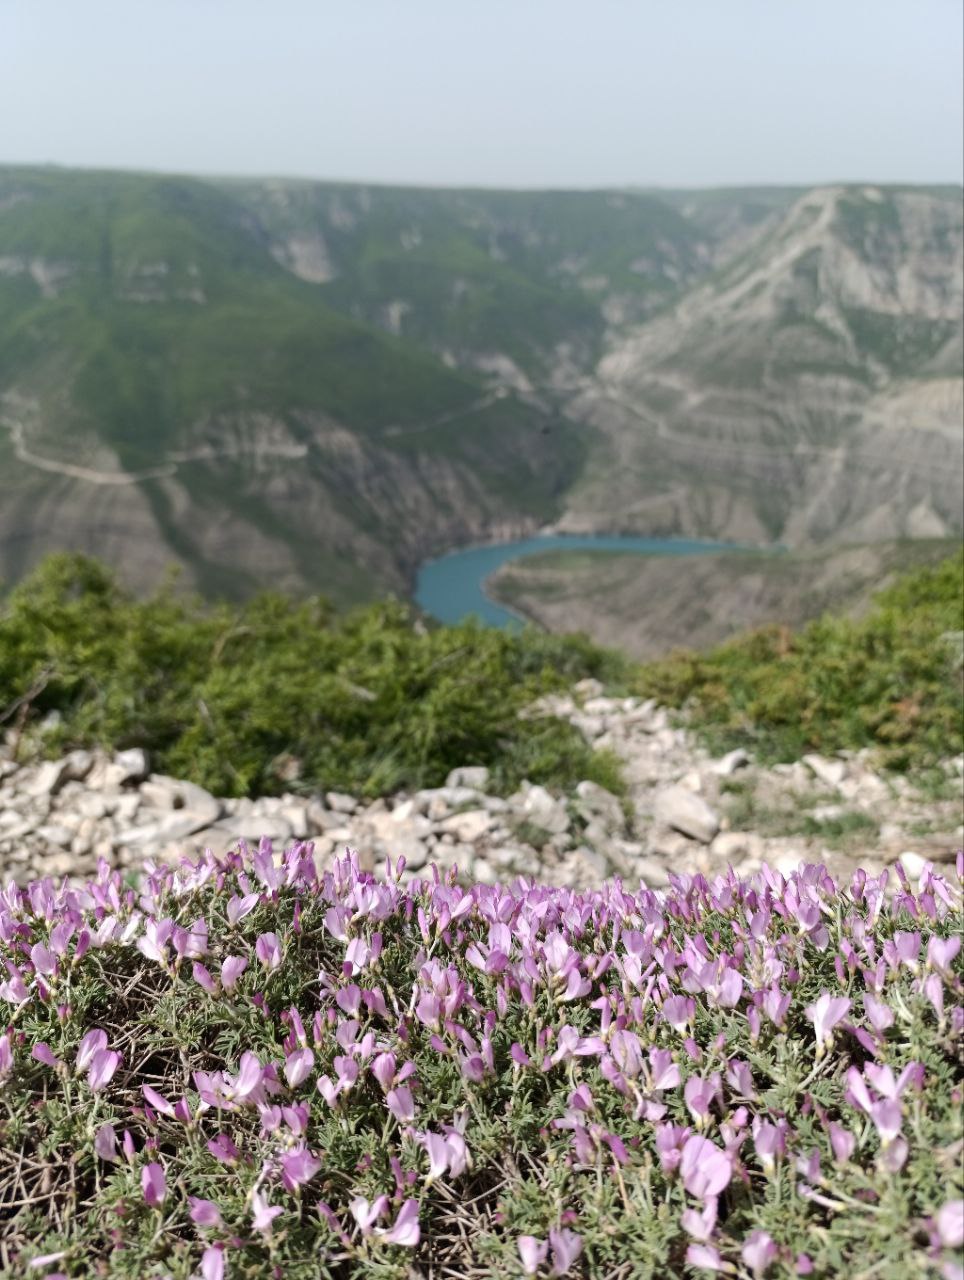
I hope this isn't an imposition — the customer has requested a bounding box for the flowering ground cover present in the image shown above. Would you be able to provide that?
[0,845,961,1279]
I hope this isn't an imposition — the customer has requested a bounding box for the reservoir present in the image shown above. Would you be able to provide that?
[415,534,740,628]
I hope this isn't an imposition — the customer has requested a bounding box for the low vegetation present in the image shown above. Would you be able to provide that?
[0,554,627,801]
[0,845,960,1278]
[635,549,964,770]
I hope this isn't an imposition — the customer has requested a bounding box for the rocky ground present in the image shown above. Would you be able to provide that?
[1,679,961,888]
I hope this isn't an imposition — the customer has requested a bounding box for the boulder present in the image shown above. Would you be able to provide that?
[654,786,720,844]
[518,784,570,835]
[114,748,150,784]
[26,759,71,797]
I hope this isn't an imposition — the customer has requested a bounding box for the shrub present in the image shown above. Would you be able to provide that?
[0,846,960,1277]
[0,554,629,800]
[635,550,964,768]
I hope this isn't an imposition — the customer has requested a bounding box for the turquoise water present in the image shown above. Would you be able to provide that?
[414,534,741,628]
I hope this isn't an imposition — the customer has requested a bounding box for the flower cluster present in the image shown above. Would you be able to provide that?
[0,841,961,1279]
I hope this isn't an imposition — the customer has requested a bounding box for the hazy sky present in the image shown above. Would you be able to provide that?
[2,0,961,188]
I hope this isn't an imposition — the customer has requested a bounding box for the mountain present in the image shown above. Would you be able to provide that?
[562,185,963,546]
[0,168,960,609]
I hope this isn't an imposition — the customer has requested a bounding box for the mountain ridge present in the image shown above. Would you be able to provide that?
[0,166,960,608]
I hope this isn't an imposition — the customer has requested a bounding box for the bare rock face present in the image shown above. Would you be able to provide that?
[654,786,721,844]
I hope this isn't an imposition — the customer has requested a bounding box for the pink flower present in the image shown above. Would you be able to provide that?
[142,1084,176,1117]
[94,1123,118,1162]
[805,992,850,1055]
[742,1230,778,1277]
[192,962,218,995]
[30,943,57,976]
[685,1242,729,1271]
[387,1085,416,1123]
[548,1227,583,1276]
[141,1161,166,1208]
[863,993,894,1035]
[828,1122,855,1164]
[284,1047,315,1088]
[685,1074,720,1126]
[662,995,695,1032]
[518,1235,549,1275]
[189,1197,224,1229]
[87,1048,121,1092]
[74,1028,107,1072]
[220,956,248,991]
[681,1135,732,1199]
[226,892,260,925]
[199,1247,224,1280]
[251,1190,283,1233]
[31,1043,63,1072]
[377,1197,420,1247]
[255,932,282,970]
[280,1146,321,1191]
[937,1200,964,1249]
[350,1195,388,1234]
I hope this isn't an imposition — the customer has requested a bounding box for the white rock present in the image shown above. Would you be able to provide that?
[27,760,71,797]
[710,749,751,776]
[654,786,720,844]
[437,809,493,843]
[113,748,150,783]
[710,831,763,862]
[280,805,309,837]
[519,784,570,835]
[445,766,490,791]
[573,678,604,700]
[35,824,74,848]
[802,754,847,788]
[62,749,95,782]
[677,770,703,794]
[326,792,358,814]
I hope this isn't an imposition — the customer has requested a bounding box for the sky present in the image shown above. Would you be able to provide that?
[1,0,961,189]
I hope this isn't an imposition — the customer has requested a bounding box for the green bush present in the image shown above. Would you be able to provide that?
[635,549,964,768]
[0,554,628,800]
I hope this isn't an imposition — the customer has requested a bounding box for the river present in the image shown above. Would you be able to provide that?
[414,534,741,628]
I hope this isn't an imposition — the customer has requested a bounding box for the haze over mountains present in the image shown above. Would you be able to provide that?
[0,166,961,610]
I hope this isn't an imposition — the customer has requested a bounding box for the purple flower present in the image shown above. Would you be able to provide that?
[142,1084,176,1117]
[686,1242,727,1271]
[75,1028,109,1073]
[548,1226,583,1276]
[662,995,695,1032]
[350,1194,388,1234]
[189,1197,224,1229]
[207,1133,240,1165]
[280,1146,321,1191]
[220,955,248,991]
[937,1200,964,1249]
[681,1135,732,1199]
[31,1043,63,1072]
[199,1247,224,1280]
[387,1085,416,1123]
[518,1236,549,1275]
[87,1048,121,1092]
[927,935,961,976]
[284,1047,315,1088]
[192,962,218,995]
[226,892,260,925]
[685,1074,720,1127]
[29,943,57,976]
[251,1189,283,1233]
[805,992,850,1055]
[828,1122,855,1164]
[377,1198,420,1247]
[742,1230,778,1277]
[141,1161,166,1207]
[863,993,894,1036]
[94,1123,119,1162]
[870,1098,902,1144]
[255,932,282,970]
